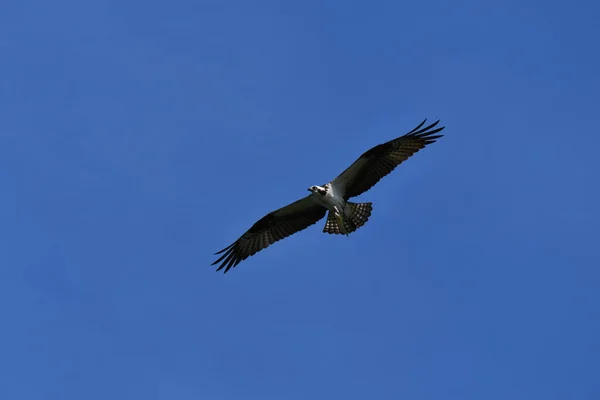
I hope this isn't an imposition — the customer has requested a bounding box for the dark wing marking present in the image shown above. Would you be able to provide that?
[211,196,327,273]
[331,119,444,200]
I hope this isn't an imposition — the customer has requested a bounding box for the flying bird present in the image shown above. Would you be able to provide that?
[212,119,445,273]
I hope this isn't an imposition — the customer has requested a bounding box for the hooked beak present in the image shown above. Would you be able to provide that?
[307,187,312,192]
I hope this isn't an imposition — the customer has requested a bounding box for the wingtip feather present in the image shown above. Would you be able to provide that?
[408,118,428,134]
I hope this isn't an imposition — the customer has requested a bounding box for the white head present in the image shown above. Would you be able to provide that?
[308,185,327,196]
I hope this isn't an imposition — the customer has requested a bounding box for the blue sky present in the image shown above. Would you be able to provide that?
[1,0,599,398]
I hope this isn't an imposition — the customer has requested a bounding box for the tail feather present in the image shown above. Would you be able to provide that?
[323,202,373,235]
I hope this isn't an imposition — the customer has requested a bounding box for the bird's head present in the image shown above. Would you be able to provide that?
[308,185,327,196]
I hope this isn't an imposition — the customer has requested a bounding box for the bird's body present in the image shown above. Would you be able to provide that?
[308,184,339,210]
[307,184,351,234]
[211,119,445,273]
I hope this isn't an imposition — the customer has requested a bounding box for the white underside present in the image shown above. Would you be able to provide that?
[311,185,348,216]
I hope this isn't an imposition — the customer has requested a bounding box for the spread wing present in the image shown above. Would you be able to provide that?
[211,196,327,273]
[331,119,444,200]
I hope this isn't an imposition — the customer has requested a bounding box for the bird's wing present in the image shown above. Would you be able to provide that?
[211,195,327,273]
[331,119,444,200]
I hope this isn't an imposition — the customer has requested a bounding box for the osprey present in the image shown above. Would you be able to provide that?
[212,119,445,273]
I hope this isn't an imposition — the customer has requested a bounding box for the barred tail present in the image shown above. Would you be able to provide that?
[323,202,373,235]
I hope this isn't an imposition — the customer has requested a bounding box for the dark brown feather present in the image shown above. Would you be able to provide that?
[333,119,444,200]
[211,196,327,273]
